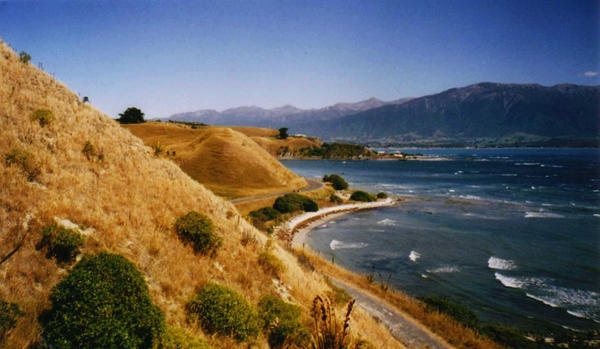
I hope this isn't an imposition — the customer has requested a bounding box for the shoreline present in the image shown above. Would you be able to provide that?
[277,197,398,247]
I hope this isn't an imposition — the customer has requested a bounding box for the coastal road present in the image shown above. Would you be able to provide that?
[330,278,454,349]
[229,178,324,204]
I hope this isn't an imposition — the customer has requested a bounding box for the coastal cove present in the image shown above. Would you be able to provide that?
[281,148,600,334]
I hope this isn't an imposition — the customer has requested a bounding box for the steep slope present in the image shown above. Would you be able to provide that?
[123,123,307,198]
[310,83,600,145]
[0,41,399,348]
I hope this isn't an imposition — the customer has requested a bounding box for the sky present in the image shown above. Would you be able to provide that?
[1,0,598,118]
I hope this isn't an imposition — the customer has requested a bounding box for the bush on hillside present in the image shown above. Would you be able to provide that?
[82,141,97,160]
[30,109,54,127]
[278,127,289,140]
[4,148,40,182]
[175,211,222,255]
[376,192,388,199]
[19,51,31,63]
[273,193,318,213]
[349,191,376,202]
[258,250,286,277]
[160,325,213,349]
[419,296,479,329]
[249,207,281,222]
[186,282,260,341]
[479,325,536,349]
[258,295,308,348]
[118,107,145,124]
[0,300,23,341]
[323,174,349,190]
[39,223,85,264]
[40,252,165,348]
[330,194,343,204]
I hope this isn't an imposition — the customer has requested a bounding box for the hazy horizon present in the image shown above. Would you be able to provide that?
[1,0,598,118]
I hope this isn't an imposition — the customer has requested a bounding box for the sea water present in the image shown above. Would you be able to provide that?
[281,149,600,333]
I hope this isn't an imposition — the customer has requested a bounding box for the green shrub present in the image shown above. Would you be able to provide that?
[160,325,212,349]
[273,193,318,213]
[39,223,85,264]
[0,300,23,341]
[249,207,280,222]
[19,51,31,63]
[324,278,352,306]
[419,296,479,329]
[186,282,260,341]
[258,251,286,277]
[4,149,40,182]
[480,325,536,349]
[376,192,388,199]
[41,252,165,348]
[118,107,145,124]
[330,194,343,204]
[258,295,308,348]
[323,174,348,190]
[82,141,97,160]
[30,109,54,127]
[278,127,289,140]
[349,191,376,202]
[175,211,222,255]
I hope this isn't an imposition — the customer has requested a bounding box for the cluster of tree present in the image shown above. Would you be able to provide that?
[323,174,348,190]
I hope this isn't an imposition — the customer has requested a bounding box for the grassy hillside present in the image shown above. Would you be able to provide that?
[230,126,323,158]
[0,41,400,348]
[123,122,307,199]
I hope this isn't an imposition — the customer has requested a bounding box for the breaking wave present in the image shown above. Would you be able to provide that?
[329,239,368,250]
[377,218,397,226]
[409,250,420,262]
[488,256,517,271]
[524,211,564,218]
[427,265,460,274]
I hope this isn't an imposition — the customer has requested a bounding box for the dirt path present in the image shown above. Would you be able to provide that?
[229,178,323,204]
[330,278,454,349]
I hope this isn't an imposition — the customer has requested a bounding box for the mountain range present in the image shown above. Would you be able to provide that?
[166,83,600,147]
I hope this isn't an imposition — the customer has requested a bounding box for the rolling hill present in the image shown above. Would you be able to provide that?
[0,40,400,348]
[122,123,307,199]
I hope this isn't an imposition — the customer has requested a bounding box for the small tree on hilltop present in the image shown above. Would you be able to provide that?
[19,51,31,63]
[278,127,289,140]
[118,107,145,124]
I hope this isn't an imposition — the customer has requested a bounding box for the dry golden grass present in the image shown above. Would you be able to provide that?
[123,122,307,199]
[297,249,503,349]
[227,125,322,158]
[0,40,401,348]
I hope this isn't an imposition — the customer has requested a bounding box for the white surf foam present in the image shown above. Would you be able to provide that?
[488,256,517,271]
[501,173,518,177]
[495,273,525,289]
[594,214,600,218]
[377,218,397,226]
[526,293,560,308]
[567,310,587,319]
[459,195,481,200]
[516,162,540,166]
[427,265,460,274]
[329,239,368,251]
[524,212,564,218]
[494,273,544,289]
[409,250,421,262]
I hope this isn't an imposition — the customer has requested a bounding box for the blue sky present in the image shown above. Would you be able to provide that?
[1,0,598,118]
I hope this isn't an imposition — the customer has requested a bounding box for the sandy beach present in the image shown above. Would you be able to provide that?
[279,198,398,247]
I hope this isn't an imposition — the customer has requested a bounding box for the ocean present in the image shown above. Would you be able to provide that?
[281,149,600,333]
